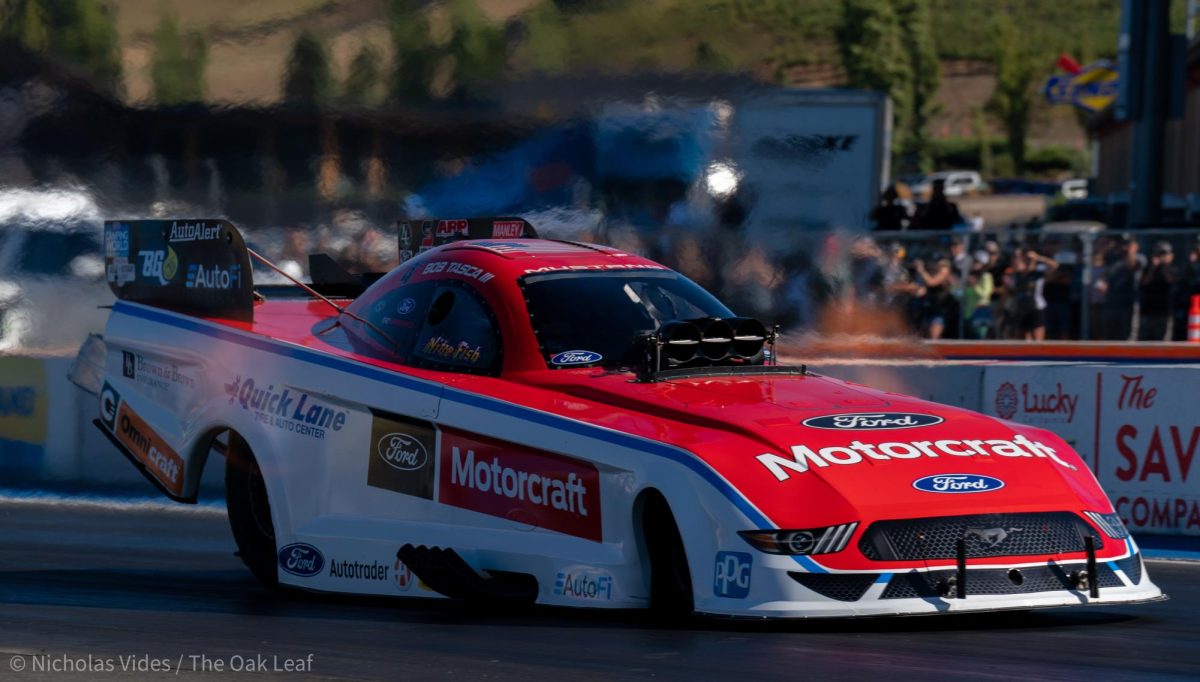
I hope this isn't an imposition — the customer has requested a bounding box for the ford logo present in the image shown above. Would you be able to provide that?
[396,297,416,315]
[277,543,324,576]
[802,413,944,430]
[551,350,603,366]
[377,432,428,471]
[913,474,1006,494]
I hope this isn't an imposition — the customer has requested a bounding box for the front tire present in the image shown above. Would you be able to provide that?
[225,433,278,588]
[643,494,693,619]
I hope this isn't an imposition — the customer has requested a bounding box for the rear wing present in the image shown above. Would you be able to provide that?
[104,219,254,322]
[398,217,537,264]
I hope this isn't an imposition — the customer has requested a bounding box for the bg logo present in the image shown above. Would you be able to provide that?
[713,551,752,598]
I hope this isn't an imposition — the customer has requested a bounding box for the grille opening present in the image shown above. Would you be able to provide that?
[859,512,1101,561]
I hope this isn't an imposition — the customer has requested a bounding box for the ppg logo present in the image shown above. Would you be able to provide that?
[713,551,753,599]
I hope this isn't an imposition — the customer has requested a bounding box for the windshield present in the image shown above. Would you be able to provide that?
[521,270,732,367]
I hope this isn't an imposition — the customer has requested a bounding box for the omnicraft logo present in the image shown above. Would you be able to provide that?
[802,413,943,430]
[757,434,1076,481]
[114,401,185,496]
[438,430,602,542]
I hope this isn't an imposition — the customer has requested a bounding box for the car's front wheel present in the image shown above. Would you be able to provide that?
[643,494,693,619]
[225,433,278,588]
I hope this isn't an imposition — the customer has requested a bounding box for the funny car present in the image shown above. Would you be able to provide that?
[89,217,1163,618]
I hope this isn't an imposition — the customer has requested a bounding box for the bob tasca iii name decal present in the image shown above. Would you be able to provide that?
[757,434,1075,481]
[439,429,602,542]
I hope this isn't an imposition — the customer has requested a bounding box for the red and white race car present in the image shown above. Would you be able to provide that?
[91,217,1163,618]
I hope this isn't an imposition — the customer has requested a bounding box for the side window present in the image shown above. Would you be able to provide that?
[345,280,436,361]
[410,283,501,374]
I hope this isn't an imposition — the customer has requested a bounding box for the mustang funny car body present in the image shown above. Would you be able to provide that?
[90,217,1163,618]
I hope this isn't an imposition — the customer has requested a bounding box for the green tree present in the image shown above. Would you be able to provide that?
[151,9,207,105]
[987,15,1039,174]
[445,0,507,97]
[0,0,50,52]
[523,0,569,73]
[895,0,939,173]
[283,30,332,106]
[342,45,383,106]
[2,0,124,93]
[387,0,438,102]
[837,0,910,144]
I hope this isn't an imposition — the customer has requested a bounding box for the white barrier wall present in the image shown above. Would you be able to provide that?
[2,353,1197,535]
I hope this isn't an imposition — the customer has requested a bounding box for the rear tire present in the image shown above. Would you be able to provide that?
[225,433,278,588]
[643,494,693,620]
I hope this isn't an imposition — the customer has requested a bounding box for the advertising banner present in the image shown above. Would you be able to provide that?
[0,356,48,477]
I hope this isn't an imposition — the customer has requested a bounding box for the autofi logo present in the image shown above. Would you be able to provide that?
[713,551,752,598]
[187,263,242,290]
[278,543,324,577]
[913,474,1005,494]
[802,413,944,430]
[553,570,614,601]
[550,350,602,366]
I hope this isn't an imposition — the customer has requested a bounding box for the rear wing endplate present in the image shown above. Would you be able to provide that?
[103,219,254,321]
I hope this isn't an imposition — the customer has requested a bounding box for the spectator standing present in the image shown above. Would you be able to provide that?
[1173,240,1200,340]
[1100,237,1145,341]
[1139,241,1177,341]
[914,180,963,231]
[1043,256,1074,339]
[870,185,912,231]
[1007,247,1057,341]
[963,251,995,338]
[1087,247,1109,339]
[914,256,955,339]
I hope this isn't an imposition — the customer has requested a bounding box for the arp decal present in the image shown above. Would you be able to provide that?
[438,429,602,542]
[801,413,944,430]
[367,411,436,500]
[913,474,1006,494]
[114,401,185,496]
[714,551,752,599]
[278,543,324,577]
[550,350,603,366]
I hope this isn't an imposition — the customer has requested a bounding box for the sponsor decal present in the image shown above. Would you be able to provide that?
[167,221,223,243]
[186,262,243,290]
[438,430,602,542]
[421,336,483,365]
[278,543,324,577]
[491,220,525,238]
[757,434,1076,481]
[964,526,1021,548]
[224,376,348,440]
[994,382,1019,419]
[396,297,416,315]
[105,223,130,258]
[399,249,414,262]
[421,261,495,284]
[328,559,390,581]
[550,350,602,366]
[99,382,120,430]
[435,219,469,239]
[121,351,195,393]
[912,474,1006,494]
[994,381,1078,423]
[419,222,435,252]
[367,411,436,500]
[553,569,614,601]
[393,557,414,591]
[399,222,413,250]
[713,551,752,599]
[522,263,668,275]
[122,351,136,378]
[801,413,944,430]
[106,260,135,285]
[137,247,179,285]
[114,401,185,496]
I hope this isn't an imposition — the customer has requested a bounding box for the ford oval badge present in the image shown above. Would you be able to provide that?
[377,432,429,471]
[802,413,944,430]
[913,474,1005,494]
[278,543,325,576]
[551,350,603,366]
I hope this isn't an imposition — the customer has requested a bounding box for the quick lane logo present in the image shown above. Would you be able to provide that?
[757,434,1076,481]
[713,552,752,599]
[186,263,242,290]
[801,413,943,430]
[367,411,435,500]
[278,543,324,577]
[553,570,614,601]
[224,376,347,440]
[438,430,602,542]
[114,401,185,496]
